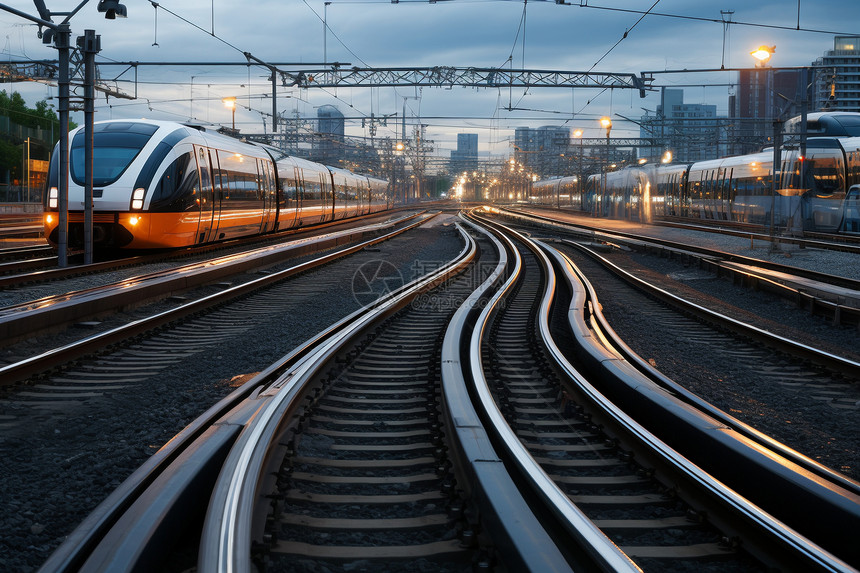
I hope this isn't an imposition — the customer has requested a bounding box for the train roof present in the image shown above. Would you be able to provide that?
[784,112,860,137]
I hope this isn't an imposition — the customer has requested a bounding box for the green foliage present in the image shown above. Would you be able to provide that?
[0,90,77,137]
[0,91,78,182]
[0,139,22,179]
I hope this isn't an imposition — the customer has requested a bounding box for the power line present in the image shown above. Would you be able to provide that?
[588,0,660,72]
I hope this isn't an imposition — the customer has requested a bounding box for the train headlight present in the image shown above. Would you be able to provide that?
[129,216,139,226]
[131,187,145,210]
[46,214,53,224]
[48,187,58,208]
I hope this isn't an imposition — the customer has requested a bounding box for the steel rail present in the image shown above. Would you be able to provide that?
[0,210,426,290]
[201,223,478,573]
[560,238,860,379]
[457,211,640,572]
[0,215,430,385]
[37,220,472,573]
[0,213,427,347]
[539,239,859,571]
[498,206,860,291]
[559,238,860,495]
[494,206,860,326]
[438,215,581,572]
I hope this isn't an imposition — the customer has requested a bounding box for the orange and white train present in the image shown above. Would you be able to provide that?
[43,119,390,249]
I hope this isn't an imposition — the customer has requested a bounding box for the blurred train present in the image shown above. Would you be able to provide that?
[43,119,391,249]
[531,112,860,234]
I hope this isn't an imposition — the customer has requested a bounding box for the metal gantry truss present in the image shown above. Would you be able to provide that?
[1,60,653,96]
[280,66,652,95]
[1,59,133,104]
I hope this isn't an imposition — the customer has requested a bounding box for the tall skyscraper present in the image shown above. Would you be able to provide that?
[513,126,569,177]
[316,105,345,164]
[812,36,860,112]
[640,88,721,162]
[450,133,478,174]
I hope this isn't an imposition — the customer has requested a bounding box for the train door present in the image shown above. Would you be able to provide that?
[322,172,334,222]
[194,146,217,243]
[259,159,277,233]
[294,166,307,225]
[209,150,224,241]
[679,169,690,218]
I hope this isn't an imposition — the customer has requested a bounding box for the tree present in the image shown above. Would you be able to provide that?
[0,91,76,186]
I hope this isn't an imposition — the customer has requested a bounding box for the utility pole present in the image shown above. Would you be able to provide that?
[323,2,331,65]
[57,23,70,267]
[80,29,99,264]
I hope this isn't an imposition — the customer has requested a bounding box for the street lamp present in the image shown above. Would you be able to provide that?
[573,129,583,208]
[222,96,236,130]
[323,1,331,65]
[599,117,612,216]
[222,96,237,129]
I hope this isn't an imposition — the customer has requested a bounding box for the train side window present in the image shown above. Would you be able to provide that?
[149,152,199,212]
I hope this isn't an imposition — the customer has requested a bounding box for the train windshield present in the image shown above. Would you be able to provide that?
[70,122,160,186]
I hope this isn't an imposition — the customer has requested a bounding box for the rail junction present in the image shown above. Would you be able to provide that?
[1,208,857,572]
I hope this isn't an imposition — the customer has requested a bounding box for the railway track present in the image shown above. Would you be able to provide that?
[498,206,860,326]
[16,211,859,572]
[2,216,466,572]
[0,212,431,356]
[479,233,762,570]
[0,209,427,288]
[246,247,489,571]
[535,237,860,567]
[549,236,860,475]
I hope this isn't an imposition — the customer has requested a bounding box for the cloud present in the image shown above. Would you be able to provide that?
[0,0,856,155]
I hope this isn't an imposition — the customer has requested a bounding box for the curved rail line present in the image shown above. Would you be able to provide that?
[499,206,860,297]
[536,234,860,570]
[38,222,478,573]
[0,214,432,386]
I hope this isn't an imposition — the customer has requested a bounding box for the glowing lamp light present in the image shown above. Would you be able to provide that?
[750,45,775,66]
[129,216,139,226]
[46,214,53,224]
[222,96,237,129]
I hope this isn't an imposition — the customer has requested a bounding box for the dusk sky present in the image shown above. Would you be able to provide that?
[1,0,857,158]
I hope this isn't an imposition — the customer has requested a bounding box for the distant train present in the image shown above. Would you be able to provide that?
[43,119,391,249]
[531,112,860,234]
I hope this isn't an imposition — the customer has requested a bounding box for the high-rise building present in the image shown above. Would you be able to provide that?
[639,88,721,162]
[315,105,345,164]
[812,36,860,112]
[513,125,569,177]
[727,67,804,155]
[449,133,478,174]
